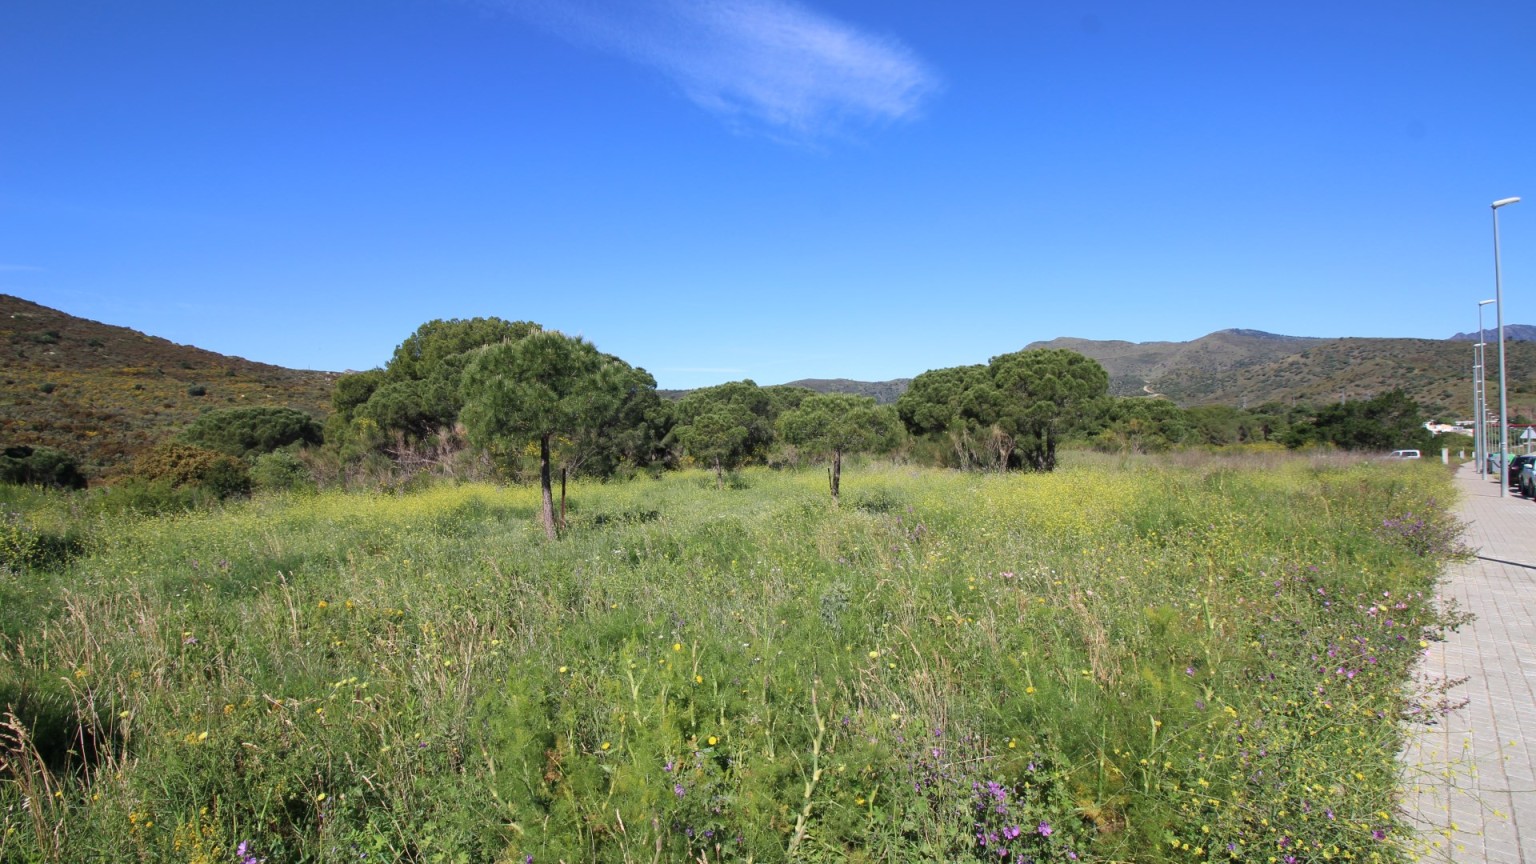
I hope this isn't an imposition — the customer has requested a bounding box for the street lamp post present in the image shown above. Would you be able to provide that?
[1474,349,1483,473]
[1478,343,1492,474]
[1493,196,1520,497]
[1477,299,1496,475]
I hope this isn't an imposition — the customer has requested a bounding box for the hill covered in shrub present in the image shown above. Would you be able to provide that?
[0,295,335,478]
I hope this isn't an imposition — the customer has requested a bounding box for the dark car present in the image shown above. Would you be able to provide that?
[1517,458,1536,498]
[1508,454,1536,489]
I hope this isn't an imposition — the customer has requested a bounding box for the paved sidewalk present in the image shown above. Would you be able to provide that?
[1403,464,1536,863]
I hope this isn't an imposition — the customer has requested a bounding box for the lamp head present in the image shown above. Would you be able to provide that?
[1493,197,1521,209]
[1481,299,1497,306]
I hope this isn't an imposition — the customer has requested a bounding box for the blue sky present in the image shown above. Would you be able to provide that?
[2,1,1532,389]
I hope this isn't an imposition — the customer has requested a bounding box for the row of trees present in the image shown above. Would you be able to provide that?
[314,319,1442,532]
[319,320,1444,503]
[321,320,910,535]
[3,317,1443,517]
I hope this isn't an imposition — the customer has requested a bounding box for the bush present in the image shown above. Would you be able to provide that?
[0,445,87,490]
[250,450,315,493]
[187,385,207,397]
[131,442,250,497]
[87,478,212,515]
[0,507,86,571]
[179,406,324,458]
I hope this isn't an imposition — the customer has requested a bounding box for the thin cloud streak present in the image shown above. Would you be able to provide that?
[499,0,939,140]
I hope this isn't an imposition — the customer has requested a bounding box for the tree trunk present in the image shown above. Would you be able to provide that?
[714,457,723,490]
[831,449,842,502]
[539,433,556,540]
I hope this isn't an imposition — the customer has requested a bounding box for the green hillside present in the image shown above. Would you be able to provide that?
[0,294,335,477]
[780,377,912,404]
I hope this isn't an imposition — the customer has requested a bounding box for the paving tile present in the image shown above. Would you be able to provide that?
[1402,465,1536,863]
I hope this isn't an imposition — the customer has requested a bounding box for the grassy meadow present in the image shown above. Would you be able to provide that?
[0,454,1469,863]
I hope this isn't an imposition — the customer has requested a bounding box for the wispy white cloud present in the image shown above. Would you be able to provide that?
[496,0,939,141]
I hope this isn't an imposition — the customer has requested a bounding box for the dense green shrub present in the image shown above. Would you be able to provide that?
[0,445,87,489]
[331,368,386,416]
[1285,389,1435,452]
[86,477,216,515]
[250,449,315,493]
[0,506,86,571]
[131,442,250,497]
[179,406,323,458]
[1,506,45,571]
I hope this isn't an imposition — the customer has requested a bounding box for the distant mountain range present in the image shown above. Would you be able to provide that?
[1448,324,1536,343]
[658,379,913,404]
[1021,329,1536,416]
[1024,329,1329,398]
[7,293,1536,475]
[780,378,913,403]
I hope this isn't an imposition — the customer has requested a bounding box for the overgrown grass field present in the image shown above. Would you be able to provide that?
[1,455,1467,862]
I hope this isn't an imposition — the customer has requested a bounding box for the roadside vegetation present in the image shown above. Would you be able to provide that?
[1,455,1469,862]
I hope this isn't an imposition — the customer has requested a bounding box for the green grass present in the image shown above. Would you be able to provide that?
[0,455,1468,862]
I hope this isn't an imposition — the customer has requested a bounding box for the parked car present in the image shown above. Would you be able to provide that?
[1387,449,1421,459]
[1508,454,1536,489]
[1516,457,1536,498]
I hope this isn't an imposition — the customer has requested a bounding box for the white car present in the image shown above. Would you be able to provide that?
[1387,450,1421,459]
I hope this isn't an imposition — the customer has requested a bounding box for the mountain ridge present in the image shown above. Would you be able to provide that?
[1448,324,1536,343]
